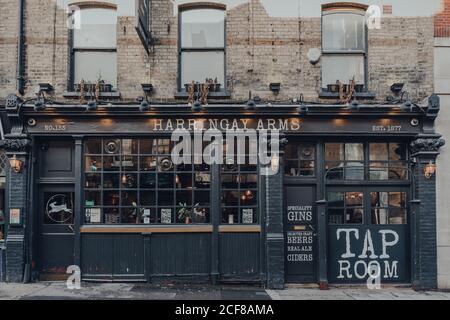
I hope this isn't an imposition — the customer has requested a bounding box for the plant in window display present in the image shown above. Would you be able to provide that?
[177,202,199,224]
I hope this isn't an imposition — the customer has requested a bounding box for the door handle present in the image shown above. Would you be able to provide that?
[68,225,74,232]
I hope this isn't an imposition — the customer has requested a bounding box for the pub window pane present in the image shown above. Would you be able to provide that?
[346,192,363,207]
[140,139,157,154]
[389,162,407,180]
[370,163,388,180]
[285,143,315,177]
[85,173,101,188]
[322,13,365,51]
[103,156,119,171]
[345,162,364,180]
[104,208,119,224]
[121,139,139,155]
[103,173,119,189]
[222,191,239,206]
[140,173,156,188]
[345,144,364,161]
[325,143,344,161]
[121,208,139,224]
[140,191,156,206]
[370,143,388,161]
[85,140,102,154]
[176,190,192,205]
[321,54,364,89]
[121,191,138,206]
[240,190,257,206]
[121,173,138,189]
[85,156,102,172]
[85,191,101,206]
[327,192,363,225]
[389,143,407,161]
[181,51,225,85]
[371,192,407,225]
[346,208,363,224]
[103,191,119,206]
[195,172,210,188]
[176,173,192,189]
[122,156,138,171]
[74,51,117,88]
[222,208,238,224]
[158,191,174,206]
[181,9,225,48]
[140,156,157,171]
[84,138,211,225]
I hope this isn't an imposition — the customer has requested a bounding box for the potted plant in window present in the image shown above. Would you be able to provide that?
[178,202,194,224]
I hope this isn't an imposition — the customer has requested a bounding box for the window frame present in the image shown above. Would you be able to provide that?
[177,3,227,93]
[68,5,118,92]
[83,138,212,225]
[321,4,369,93]
[324,141,410,182]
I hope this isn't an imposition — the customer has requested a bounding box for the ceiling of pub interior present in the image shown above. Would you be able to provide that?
[62,0,443,17]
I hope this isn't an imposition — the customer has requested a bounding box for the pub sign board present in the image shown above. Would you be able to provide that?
[327,226,409,283]
[27,117,421,135]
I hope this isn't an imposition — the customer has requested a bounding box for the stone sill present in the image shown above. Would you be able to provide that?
[319,91,376,99]
[63,91,121,99]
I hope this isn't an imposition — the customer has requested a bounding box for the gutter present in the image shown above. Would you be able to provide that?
[17,0,25,95]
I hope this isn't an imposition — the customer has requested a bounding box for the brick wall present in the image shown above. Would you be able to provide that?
[0,0,18,98]
[435,0,450,37]
[0,0,437,103]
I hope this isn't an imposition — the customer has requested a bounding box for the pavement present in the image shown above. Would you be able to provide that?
[0,282,450,300]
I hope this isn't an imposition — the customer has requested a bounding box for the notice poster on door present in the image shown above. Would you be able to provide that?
[9,208,21,225]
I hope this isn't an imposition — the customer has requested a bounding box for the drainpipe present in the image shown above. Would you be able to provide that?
[17,0,25,96]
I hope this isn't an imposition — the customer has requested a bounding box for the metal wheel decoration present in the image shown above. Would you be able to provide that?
[104,139,120,154]
[46,194,73,224]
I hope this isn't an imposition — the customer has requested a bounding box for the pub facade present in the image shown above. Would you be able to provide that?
[0,0,446,289]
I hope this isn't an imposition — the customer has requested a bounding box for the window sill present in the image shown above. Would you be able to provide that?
[319,90,376,99]
[63,91,121,99]
[174,91,231,99]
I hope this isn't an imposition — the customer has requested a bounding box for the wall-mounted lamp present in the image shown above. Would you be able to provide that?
[269,83,281,95]
[9,155,24,173]
[139,100,150,112]
[423,160,437,179]
[34,97,46,111]
[390,83,404,95]
[86,100,97,111]
[245,91,256,111]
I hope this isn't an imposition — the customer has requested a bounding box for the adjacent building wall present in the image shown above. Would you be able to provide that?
[435,0,450,290]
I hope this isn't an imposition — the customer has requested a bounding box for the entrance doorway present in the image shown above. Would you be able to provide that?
[284,186,317,283]
[38,186,75,280]
[327,188,410,283]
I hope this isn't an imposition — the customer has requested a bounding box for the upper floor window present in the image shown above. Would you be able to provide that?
[321,3,367,92]
[72,7,117,90]
[179,4,226,92]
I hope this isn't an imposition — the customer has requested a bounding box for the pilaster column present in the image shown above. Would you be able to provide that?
[0,139,31,283]
[410,135,445,290]
[265,137,287,289]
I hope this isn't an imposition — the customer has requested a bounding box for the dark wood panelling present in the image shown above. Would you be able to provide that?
[81,234,113,276]
[219,233,260,277]
[113,234,145,276]
[39,141,74,178]
[149,233,210,276]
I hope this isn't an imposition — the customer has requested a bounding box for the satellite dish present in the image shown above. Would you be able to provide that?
[307,48,321,65]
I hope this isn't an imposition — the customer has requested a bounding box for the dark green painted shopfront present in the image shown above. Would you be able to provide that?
[0,95,445,289]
